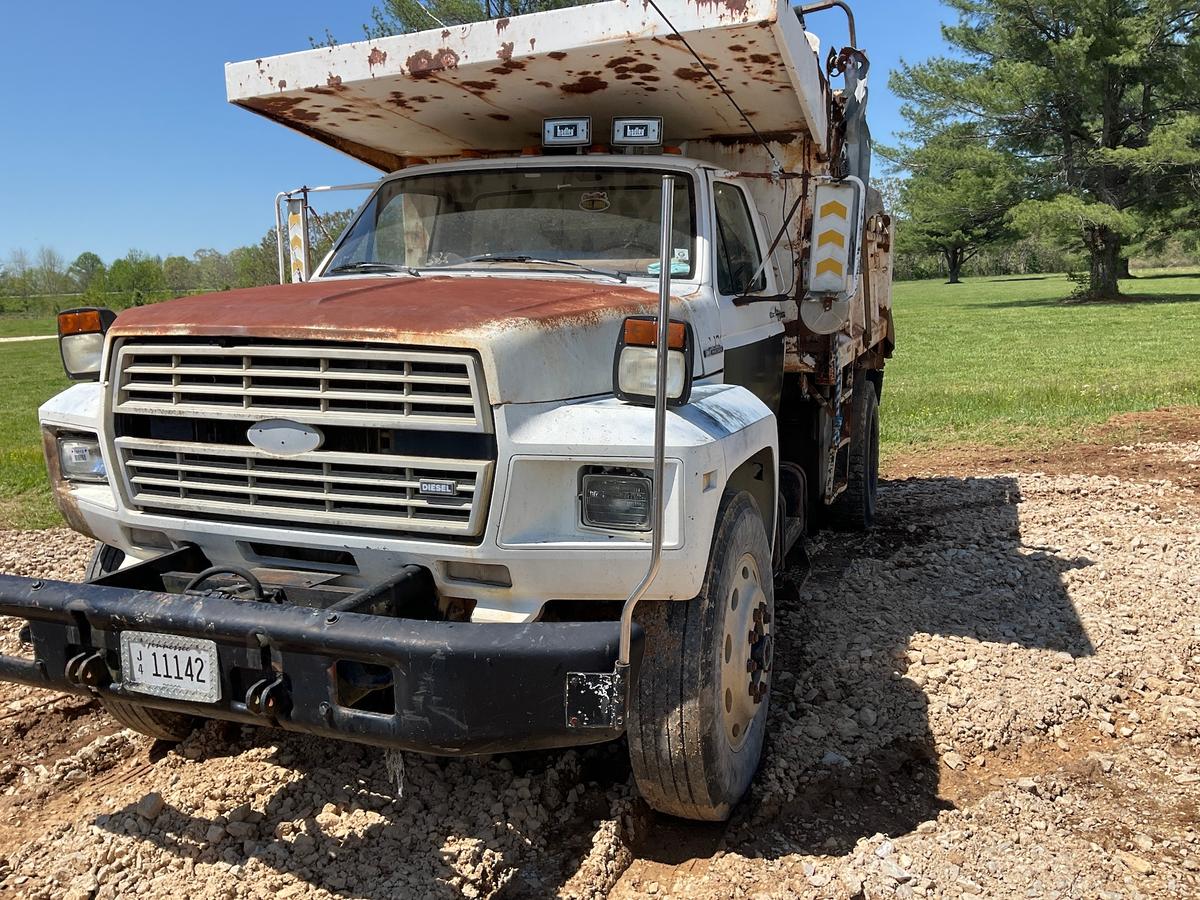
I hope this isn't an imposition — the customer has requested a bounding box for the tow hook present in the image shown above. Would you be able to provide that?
[64,650,111,690]
[245,673,290,718]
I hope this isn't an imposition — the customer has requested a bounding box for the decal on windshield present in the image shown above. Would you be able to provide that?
[579,191,611,212]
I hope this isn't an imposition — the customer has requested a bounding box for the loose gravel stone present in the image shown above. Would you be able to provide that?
[0,433,1198,899]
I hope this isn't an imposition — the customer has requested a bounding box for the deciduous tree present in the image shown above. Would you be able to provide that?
[887,124,1024,284]
[891,0,1200,300]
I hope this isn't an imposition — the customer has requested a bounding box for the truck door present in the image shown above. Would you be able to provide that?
[709,176,786,413]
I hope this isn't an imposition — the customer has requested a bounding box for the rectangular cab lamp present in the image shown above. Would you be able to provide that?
[542,117,591,147]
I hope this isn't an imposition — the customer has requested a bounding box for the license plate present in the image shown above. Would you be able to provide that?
[119,632,221,703]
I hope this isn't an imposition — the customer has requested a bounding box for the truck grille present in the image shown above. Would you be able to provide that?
[109,339,494,538]
[111,341,489,431]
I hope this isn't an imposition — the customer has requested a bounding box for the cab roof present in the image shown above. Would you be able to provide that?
[225,0,829,170]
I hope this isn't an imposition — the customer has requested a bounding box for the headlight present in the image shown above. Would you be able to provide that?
[581,471,653,531]
[613,316,694,407]
[57,434,107,482]
[57,308,116,381]
[616,346,687,401]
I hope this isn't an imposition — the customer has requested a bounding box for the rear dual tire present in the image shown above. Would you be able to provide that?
[826,374,880,531]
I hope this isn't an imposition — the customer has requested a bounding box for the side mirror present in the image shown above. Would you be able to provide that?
[57,307,117,381]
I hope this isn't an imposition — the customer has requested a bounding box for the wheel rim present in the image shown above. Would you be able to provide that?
[720,552,772,752]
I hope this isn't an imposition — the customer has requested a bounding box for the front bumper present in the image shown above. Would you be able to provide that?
[0,573,644,755]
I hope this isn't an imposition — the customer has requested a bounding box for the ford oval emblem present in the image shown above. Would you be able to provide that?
[247,419,324,456]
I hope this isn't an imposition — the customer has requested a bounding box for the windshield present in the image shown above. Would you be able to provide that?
[323,167,697,280]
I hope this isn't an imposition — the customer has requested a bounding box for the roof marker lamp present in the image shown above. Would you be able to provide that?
[614,315,693,408]
[542,117,591,148]
[611,117,663,148]
[57,307,116,381]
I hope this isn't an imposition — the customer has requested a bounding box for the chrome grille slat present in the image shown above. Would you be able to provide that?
[110,339,494,538]
[114,342,489,432]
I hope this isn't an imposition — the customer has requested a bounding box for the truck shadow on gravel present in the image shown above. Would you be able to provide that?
[629,474,1096,870]
[89,474,1096,897]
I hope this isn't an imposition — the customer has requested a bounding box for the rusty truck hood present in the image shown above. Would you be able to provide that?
[108,275,662,405]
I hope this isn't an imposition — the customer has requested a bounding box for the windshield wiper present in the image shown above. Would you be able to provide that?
[433,254,627,283]
[326,261,421,277]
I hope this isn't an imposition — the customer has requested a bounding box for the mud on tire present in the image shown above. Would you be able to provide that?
[627,490,774,821]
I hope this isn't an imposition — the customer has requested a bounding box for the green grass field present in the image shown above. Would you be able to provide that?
[0,340,70,529]
[885,269,1200,453]
[1,269,1197,529]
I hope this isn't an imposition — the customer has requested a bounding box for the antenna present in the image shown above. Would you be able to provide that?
[419,2,447,28]
[643,0,782,173]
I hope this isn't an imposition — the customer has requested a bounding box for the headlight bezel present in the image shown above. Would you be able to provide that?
[612,315,695,408]
[57,307,116,381]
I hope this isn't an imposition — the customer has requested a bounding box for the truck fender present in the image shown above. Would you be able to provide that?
[676,384,778,544]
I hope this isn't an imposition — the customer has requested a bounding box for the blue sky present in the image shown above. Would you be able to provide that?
[0,1,950,264]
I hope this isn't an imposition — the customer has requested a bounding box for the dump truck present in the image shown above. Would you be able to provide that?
[0,0,892,821]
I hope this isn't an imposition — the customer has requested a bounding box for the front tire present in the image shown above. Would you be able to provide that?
[628,490,774,821]
[87,543,199,743]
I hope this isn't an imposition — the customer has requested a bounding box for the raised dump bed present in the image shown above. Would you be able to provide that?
[225,0,829,168]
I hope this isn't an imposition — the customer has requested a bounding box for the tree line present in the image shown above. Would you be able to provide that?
[0,212,352,310]
[886,0,1199,298]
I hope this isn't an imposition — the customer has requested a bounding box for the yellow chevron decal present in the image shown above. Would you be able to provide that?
[818,230,846,249]
[815,258,844,277]
[819,200,848,220]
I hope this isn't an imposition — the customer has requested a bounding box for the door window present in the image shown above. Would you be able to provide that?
[713,183,766,295]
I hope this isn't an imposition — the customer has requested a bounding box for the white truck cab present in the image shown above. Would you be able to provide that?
[1,0,893,822]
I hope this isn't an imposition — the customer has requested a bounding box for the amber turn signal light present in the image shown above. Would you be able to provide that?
[58,308,110,337]
[623,317,686,350]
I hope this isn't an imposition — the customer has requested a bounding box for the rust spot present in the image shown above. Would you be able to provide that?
[242,95,322,124]
[488,113,511,121]
[606,56,637,68]
[548,51,568,60]
[109,277,661,345]
[462,80,497,92]
[496,17,510,32]
[560,76,608,94]
[442,29,450,39]
[536,80,553,87]
[488,59,526,75]
[750,53,772,64]
[330,105,352,113]
[529,38,536,50]
[367,47,388,67]
[498,41,514,61]
[277,79,287,90]
[406,48,461,77]
[616,73,634,80]
[674,67,707,82]
[730,44,747,52]
[632,63,655,73]
[326,74,343,88]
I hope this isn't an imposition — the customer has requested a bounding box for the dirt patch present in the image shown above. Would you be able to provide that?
[1,410,1198,898]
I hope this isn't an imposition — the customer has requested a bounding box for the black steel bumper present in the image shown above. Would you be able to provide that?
[0,573,644,755]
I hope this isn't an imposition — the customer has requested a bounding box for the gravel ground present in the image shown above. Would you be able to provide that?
[0,419,1197,899]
